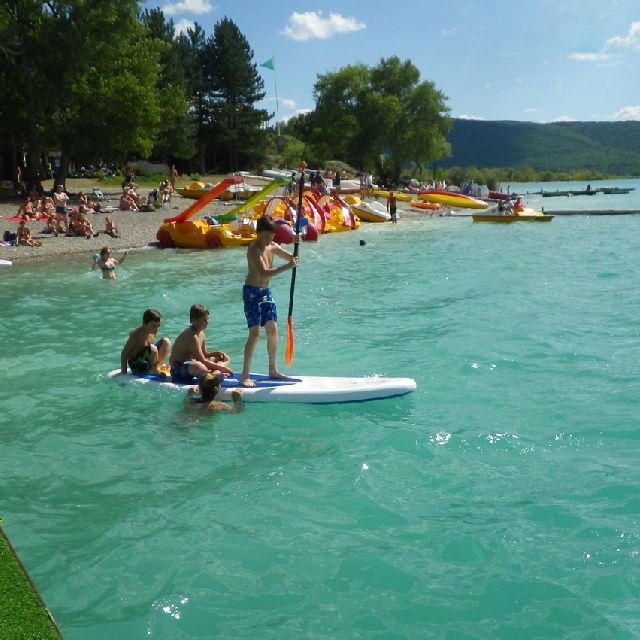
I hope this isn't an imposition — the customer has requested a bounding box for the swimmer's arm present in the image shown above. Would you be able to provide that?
[119,251,128,263]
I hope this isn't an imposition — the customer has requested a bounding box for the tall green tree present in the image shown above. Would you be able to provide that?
[0,1,47,188]
[310,56,450,182]
[40,0,164,183]
[202,17,269,172]
[140,8,195,164]
[0,0,168,187]
[174,23,207,172]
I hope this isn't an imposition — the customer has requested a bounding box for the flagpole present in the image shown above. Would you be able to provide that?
[261,56,279,136]
[273,57,280,136]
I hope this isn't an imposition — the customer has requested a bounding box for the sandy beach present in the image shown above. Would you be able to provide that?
[0,179,426,265]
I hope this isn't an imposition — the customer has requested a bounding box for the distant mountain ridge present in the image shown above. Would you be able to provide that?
[442,119,640,175]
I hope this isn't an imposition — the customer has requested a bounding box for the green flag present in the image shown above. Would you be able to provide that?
[260,57,275,71]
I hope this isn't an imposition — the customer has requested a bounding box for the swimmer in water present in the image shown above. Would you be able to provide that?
[93,246,127,280]
[186,372,243,413]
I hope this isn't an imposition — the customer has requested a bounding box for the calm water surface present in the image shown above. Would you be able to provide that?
[1,181,639,639]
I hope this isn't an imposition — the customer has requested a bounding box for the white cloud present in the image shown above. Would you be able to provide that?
[281,98,297,110]
[457,115,486,120]
[162,0,213,17]
[604,20,640,50]
[552,116,577,122]
[441,27,456,38]
[569,20,640,63]
[280,109,312,124]
[611,106,640,121]
[281,11,365,42]
[568,51,616,63]
[173,18,195,35]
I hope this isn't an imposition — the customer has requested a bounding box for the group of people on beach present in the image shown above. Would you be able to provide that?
[10,184,120,248]
[117,215,299,411]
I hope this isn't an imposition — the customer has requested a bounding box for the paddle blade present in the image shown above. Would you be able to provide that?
[285,317,294,368]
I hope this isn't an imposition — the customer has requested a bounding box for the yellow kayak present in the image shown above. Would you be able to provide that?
[418,191,488,209]
[371,189,413,202]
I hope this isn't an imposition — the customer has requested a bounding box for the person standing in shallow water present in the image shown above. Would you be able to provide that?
[387,192,398,223]
[93,247,127,280]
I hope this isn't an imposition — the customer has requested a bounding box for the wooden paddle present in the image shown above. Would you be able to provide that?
[285,164,307,367]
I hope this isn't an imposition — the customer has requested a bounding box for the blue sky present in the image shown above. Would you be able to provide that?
[146,0,640,125]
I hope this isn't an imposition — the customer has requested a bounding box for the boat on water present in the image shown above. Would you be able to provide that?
[418,190,488,209]
[541,190,572,197]
[473,208,553,223]
[409,200,442,212]
[349,200,391,222]
[597,187,635,194]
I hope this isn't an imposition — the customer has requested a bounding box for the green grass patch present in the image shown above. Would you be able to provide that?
[0,525,62,640]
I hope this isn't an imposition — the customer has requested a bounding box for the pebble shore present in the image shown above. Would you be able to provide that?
[0,193,236,265]
[0,186,424,265]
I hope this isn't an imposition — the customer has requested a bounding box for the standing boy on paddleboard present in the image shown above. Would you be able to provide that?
[240,215,298,387]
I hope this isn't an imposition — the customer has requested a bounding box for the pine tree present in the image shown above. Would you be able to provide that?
[202,17,269,172]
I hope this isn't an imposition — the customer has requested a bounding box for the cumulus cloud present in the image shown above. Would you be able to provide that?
[162,0,213,17]
[611,106,640,121]
[173,18,195,35]
[604,20,640,49]
[457,115,486,120]
[569,20,640,63]
[281,98,297,110]
[281,11,365,42]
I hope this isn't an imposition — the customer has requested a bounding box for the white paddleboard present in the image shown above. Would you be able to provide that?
[107,369,416,404]
[0,259,12,267]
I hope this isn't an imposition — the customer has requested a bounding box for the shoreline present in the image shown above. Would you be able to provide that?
[0,186,430,266]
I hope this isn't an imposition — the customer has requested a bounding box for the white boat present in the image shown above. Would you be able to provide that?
[350,200,392,223]
[107,370,416,404]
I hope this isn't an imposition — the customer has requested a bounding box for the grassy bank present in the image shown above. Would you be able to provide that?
[0,525,62,639]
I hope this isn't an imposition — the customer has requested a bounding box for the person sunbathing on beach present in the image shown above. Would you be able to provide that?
[169,304,234,384]
[17,196,35,221]
[119,308,171,376]
[17,220,42,247]
[119,191,138,211]
[44,212,57,234]
[93,246,127,280]
[185,372,243,413]
[103,215,119,238]
[69,211,98,238]
[239,215,298,388]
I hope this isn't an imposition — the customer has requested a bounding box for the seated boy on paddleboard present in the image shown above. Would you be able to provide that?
[120,308,171,375]
[170,304,233,384]
[185,372,243,413]
[240,215,299,387]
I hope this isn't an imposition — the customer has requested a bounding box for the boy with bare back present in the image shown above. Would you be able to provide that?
[240,215,298,387]
[170,304,233,383]
[120,308,171,375]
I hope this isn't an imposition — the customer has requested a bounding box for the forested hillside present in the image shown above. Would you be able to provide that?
[443,119,640,175]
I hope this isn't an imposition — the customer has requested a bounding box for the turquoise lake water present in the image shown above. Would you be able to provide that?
[1,180,640,639]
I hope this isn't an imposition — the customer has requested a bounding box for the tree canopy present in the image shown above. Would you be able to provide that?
[285,56,451,183]
[0,4,450,188]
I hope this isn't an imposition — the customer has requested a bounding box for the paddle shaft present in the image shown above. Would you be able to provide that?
[286,171,305,317]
